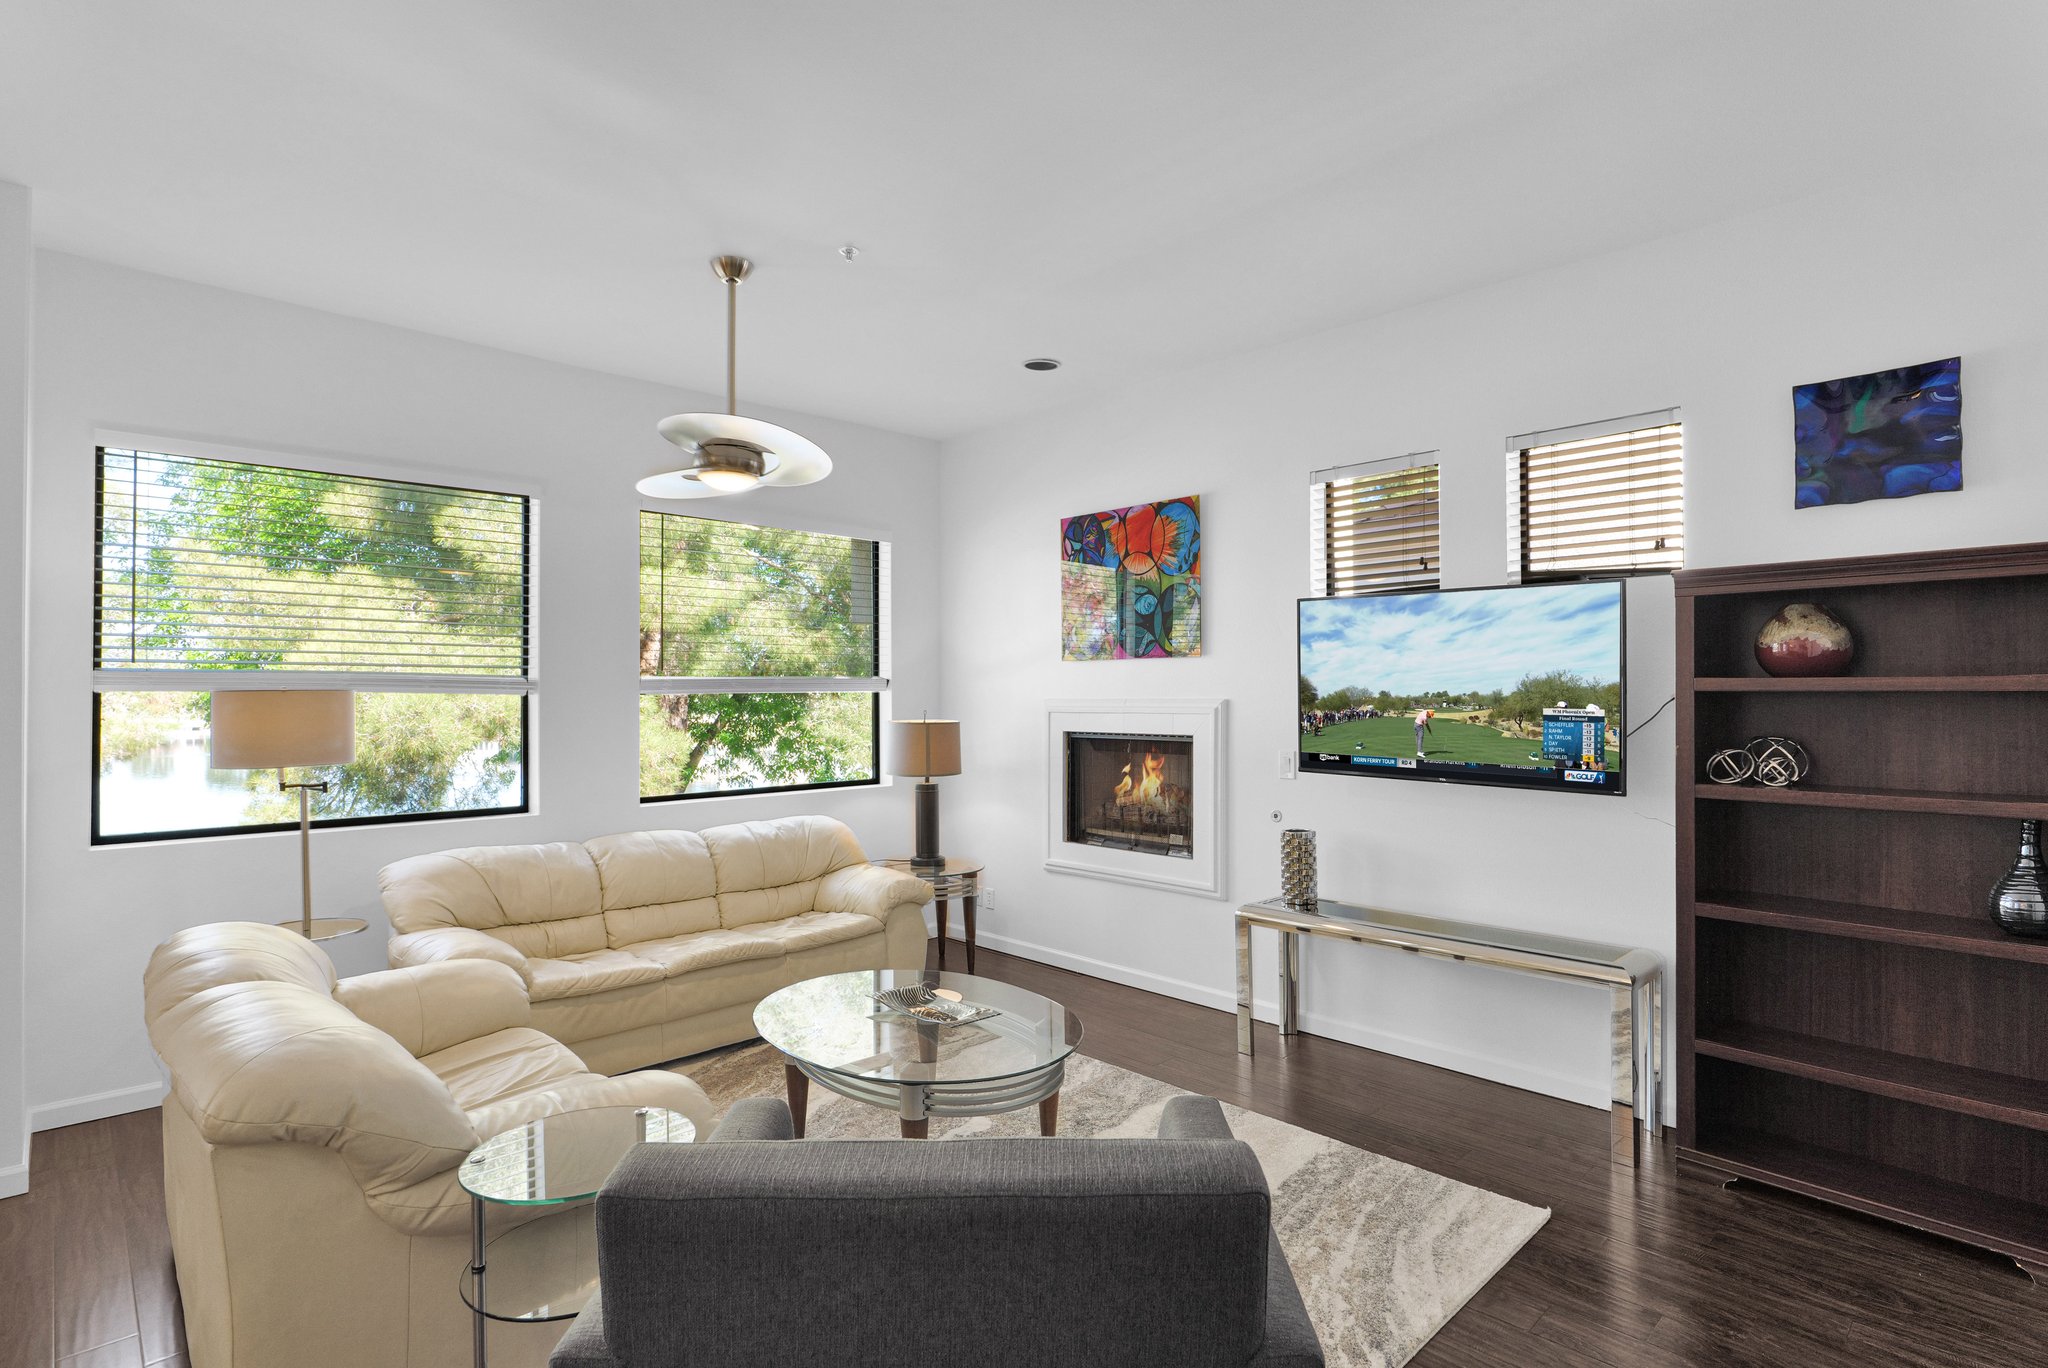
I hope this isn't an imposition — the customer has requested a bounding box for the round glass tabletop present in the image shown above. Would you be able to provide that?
[754,970,1081,1087]
[459,1204,600,1323]
[459,1105,694,1206]
[877,857,984,878]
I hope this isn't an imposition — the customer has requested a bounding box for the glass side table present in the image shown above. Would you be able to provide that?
[878,857,984,972]
[458,1105,694,1368]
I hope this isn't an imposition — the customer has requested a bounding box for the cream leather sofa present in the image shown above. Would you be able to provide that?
[381,815,933,1074]
[144,921,713,1368]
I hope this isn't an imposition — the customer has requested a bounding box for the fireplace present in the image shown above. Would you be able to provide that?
[1045,699,1225,898]
[1064,732,1195,859]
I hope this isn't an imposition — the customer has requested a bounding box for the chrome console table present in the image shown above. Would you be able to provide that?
[1235,897,1663,1167]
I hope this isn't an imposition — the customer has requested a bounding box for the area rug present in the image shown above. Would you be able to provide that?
[674,1044,1549,1368]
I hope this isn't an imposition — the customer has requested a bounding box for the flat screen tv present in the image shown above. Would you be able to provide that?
[1298,580,1627,796]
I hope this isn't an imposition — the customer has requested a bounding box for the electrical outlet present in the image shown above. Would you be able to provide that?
[1278,746,1296,779]
[979,889,994,913]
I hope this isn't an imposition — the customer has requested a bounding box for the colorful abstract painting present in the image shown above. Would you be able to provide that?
[1060,496,1202,659]
[1794,356,1961,508]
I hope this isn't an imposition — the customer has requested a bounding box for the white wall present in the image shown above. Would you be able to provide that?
[0,183,31,1195]
[936,157,2048,1119]
[26,253,940,1128]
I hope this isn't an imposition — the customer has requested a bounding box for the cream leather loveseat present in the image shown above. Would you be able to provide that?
[381,815,933,1074]
[143,920,712,1368]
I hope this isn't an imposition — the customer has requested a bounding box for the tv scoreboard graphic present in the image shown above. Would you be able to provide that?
[1541,705,1608,776]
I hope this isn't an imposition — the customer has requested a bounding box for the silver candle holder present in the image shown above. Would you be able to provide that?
[1280,828,1318,910]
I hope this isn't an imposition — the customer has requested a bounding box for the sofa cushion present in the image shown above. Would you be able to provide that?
[750,911,885,954]
[528,949,668,1003]
[628,927,782,977]
[379,842,608,958]
[422,1027,592,1111]
[586,829,722,946]
[704,816,867,928]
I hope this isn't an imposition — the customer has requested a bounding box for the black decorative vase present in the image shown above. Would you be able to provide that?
[1988,819,2048,938]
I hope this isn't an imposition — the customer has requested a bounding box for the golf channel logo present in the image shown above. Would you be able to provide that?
[1564,770,1606,784]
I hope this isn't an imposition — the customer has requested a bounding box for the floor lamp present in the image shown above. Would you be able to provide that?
[209,689,365,942]
[886,719,961,873]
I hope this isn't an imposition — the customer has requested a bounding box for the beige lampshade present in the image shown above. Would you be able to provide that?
[884,719,961,779]
[209,690,357,770]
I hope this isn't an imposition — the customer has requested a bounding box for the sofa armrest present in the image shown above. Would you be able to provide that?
[1159,1094,1235,1140]
[707,1097,795,1143]
[334,960,529,1057]
[550,1296,621,1368]
[387,926,532,989]
[814,861,933,919]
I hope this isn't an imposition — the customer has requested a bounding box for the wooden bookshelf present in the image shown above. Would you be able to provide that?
[1676,543,2048,1277]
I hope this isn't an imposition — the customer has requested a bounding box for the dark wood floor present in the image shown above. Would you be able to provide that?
[4,942,2044,1367]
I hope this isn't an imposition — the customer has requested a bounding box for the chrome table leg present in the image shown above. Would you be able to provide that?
[1279,929,1302,1037]
[1235,916,1254,1055]
[470,1193,487,1368]
[1610,981,1639,1167]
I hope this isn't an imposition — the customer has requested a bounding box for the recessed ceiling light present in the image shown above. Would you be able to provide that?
[1023,358,1061,371]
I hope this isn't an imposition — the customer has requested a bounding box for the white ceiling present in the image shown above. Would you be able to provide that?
[3,1,2044,439]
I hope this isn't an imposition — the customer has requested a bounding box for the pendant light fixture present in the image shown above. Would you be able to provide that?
[639,255,832,499]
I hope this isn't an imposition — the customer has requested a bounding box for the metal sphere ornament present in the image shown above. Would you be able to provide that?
[1745,736,1810,788]
[1706,748,1757,784]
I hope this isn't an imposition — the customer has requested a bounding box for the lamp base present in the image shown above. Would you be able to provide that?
[912,780,942,870]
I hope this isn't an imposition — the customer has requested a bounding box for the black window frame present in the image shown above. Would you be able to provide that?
[89,444,534,845]
[637,509,887,804]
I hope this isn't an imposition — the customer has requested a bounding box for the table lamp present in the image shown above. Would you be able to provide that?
[209,689,362,940]
[885,719,961,873]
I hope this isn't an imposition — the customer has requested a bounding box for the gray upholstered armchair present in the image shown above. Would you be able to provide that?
[551,1094,1324,1368]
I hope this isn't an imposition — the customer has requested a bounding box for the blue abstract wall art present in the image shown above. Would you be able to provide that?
[1794,356,1961,508]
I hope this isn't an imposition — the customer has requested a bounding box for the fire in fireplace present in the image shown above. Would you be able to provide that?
[1064,731,1195,858]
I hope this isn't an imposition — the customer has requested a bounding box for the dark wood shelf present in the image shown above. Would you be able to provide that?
[1678,543,2048,1272]
[1693,674,2048,693]
[1696,1023,2048,1132]
[1693,783,2048,818]
[1683,1130,2048,1267]
[1694,891,2048,965]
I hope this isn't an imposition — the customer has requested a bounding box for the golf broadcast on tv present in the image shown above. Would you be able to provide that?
[1297,579,1627,796]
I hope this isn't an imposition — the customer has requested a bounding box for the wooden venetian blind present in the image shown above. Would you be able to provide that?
[1514,414,1683,579]
[1309,456,1440,596]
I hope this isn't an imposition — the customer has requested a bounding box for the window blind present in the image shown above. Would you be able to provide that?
[639,511,886,691]
[1514,417,1683,578]
[1309,457,1441,596]
[94,447,529,687]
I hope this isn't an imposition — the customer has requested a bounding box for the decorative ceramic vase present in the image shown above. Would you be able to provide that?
[1280,829,1318,910]
[1754,602,1855,677]
[1989,819,2048,938]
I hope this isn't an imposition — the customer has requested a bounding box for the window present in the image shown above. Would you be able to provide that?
[93,445,530,842]
[1309,454,1440,596]
[1512,411,1683,579]
[639,511,886,799]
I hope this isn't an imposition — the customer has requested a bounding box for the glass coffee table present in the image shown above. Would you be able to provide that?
[755,970,1083,1139]
[458,1105,694,1368]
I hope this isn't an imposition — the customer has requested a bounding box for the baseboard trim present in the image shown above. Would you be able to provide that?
[978,930,1675,1124]
[974,930,1237,1011]
[0,1160,26,1199]
[29,1079,167,1133]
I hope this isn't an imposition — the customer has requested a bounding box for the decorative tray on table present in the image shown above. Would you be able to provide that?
[869,984,1000,1027]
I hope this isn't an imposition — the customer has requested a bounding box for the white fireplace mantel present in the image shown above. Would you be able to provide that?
[1044,698,1226,899]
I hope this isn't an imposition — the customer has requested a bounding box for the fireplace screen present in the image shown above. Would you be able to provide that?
[1064,731,1195,858]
